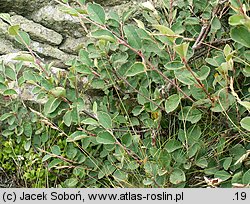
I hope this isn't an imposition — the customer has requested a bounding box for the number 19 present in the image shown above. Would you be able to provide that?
[235,192,246,200]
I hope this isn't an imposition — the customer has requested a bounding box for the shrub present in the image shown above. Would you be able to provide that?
[0,0,250,187]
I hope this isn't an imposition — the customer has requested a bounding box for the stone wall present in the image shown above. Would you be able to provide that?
[0,0,145,68]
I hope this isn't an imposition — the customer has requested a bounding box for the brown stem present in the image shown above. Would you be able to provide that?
[37,147,78,164]
[182,58,213,103]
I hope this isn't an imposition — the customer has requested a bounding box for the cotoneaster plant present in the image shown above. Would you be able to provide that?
[0,0,250,187]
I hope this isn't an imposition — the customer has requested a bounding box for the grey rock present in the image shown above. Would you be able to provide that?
[0,0,145,69]
[30,41,76,63]
[59,37,87,54]
[28,5,86,38]
[10,15,63,45]
[0,18,9,37]
[0,0,50,14]
[0,38,20,55]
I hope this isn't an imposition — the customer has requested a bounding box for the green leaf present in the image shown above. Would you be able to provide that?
[137,87,150,105]
[5,67,16,80]
[229,14,245,26]
[73,167,85,178]
[75,64,92,75]
[178,106,202,124]
[97,111,112,129]
[123,25,142,49]
[2,130,13,137]
[239,101,250,111]
[81,118,98,126]
[48,159,62,169]
[23,70,37,82]
[42,155,52,162]
[63,110,72,127]
[93,101,97,114]
[0,113,12,121]
[15,31,31,46]
[240,117,250,131]
[51,87,66,97]
[187,143,200,158]
[78,0,86,5]
[3,89,17,96]
[195,157,208,168]
[223,157,232,170]
[122,8,136,23]
[121,133,132,147]
[185,17,200,25]
[113,170,128,181]
[197,66,210,80]
[174,69,196,85]
[24,123,32,137]
[8,25,20,36]
[242,169,250,185]
[211,16,221,31]
[91,29,116,42]
[230,26,250,48]
[79,50,93,66]
[13,54,34,62]
[170,168,186,184]
[191,85,206,100]
[143,178,154,185]
[99,163,115,178]
[64,178,78,187]
[67,131,88,142]
[91,79,105,89]
[164,61,184,70]
[96,131,116,144]
[223,44,232,57]
[165,94,181,113]
[153,24,176,42]
[51,145,61,156]
[60,6,78,16]
[65,144,78,159]
[165,139,182,153]
[44,98,62,114]
[214,170,231,181]
[174,43,189,59]
[125,62,145,77]
[24,140,31,151]
[87,3,105,24]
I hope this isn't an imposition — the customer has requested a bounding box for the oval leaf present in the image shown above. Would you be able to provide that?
[97,111,112,129]
[170,168,186,184]
[96,131,116,144]
[125,62,145,77]
[165,94,181,113]
[67,131,88,142]
[44,98,62,114]
[230,26,250,48]
[91,29,116,42]
[63,110,72,127]
[153,24,176,42]
[214,170,231,181]
[240,117,250,131]
[87,3,105,24]
[8,25,20,36]
[123,25,142,49]
[242,169,250,185]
